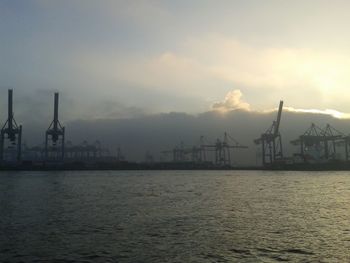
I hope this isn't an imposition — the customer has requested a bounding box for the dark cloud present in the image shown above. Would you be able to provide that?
[12,108,350,165]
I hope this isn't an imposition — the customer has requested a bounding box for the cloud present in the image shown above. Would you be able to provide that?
[72,34,350,114]
[212,89,251,112]
[19,107,347,165]
[181,35,350,110]
[211,89,350,120]
[4,1,350,117]
[285,107,350,119]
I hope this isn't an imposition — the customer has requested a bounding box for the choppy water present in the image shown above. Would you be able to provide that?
[1,170,350,262]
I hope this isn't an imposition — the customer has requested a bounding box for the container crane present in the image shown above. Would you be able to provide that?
[45,93,65,161]
[291,123,343,163]
[254,101,283,166]
[0,89,22,162]
[205,132,248,166]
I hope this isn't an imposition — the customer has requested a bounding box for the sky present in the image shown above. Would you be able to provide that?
[2,0,350,162]
[2,0,350,118]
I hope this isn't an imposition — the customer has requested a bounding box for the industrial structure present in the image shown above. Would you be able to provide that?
[5,87,350,170]
[290,123,344,163]
[0,89,22,163]
[24,139,116,164]
[203,133,248,166]
[145,151,154,164]
[45,92,65,161]
[254,101,284,166]
[342,135,350,161]
[0,89,118,167]
[161,141,186,163]
[161,133,248,167]
[64,140,114,162]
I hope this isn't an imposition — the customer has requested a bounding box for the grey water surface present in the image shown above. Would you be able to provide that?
[1,170,350,262]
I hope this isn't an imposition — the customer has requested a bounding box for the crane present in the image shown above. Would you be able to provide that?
[204,132,248,166]
[45,93,65,161]
[291,123,343,162]
[0,89,22,162]
[254,101,283,166]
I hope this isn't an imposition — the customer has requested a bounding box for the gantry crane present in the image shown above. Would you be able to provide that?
[322,124,343,160]
[45,93,65,161]
[254,101,283,166]
[204,132,248,166]
[191,136,207,163]
[341,135,350,161]
[291,123,343,162]
[0,89,22,162]
[161,141,187,162]
[161,138,208,164]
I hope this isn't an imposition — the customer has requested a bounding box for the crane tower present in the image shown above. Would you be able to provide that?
[45,92,65,161]
[254,101,284,166]
[0,89,22,162]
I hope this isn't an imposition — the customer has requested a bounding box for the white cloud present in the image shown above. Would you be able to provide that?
[70,32,350,114]
[181,35,350,109]
[212,89,251,111]
[284,107,350,119]
[212,89,350,120]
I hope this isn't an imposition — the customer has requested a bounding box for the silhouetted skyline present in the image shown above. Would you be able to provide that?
[3,1,350,165]
[4,95,350,165]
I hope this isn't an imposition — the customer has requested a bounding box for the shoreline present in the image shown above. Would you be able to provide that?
[1,161,350,171]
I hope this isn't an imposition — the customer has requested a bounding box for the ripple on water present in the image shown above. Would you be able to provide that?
[282,248,314,255]
[1,170,350,262]
[229,248,252,255]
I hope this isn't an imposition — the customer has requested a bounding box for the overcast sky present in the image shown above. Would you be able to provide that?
[2,0,350,121]
[3,0,350,164]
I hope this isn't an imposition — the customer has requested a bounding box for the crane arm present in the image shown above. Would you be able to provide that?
[274,100,283,135]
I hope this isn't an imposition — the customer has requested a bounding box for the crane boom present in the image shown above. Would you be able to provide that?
[274,100,283,135]
[8,89,13,131]
[53,93,59,131]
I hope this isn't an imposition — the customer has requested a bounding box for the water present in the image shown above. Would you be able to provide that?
[1,170,350,262]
